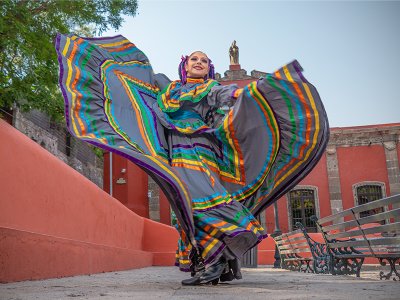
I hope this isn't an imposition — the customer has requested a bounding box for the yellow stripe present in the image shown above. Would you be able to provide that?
[173,158,214,186]
[222,111,240,177]
[173,158,205,167]
[97,39,130,48]
[202,238,219,258]
[220,225,238,232]
[179,259,190,264]
[63,39,80,137]
[62,36,71,56]
[210,228,218,236]
[174,125,209,134]
[271,80,319,188]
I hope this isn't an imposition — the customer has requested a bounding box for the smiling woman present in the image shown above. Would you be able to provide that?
[55,33,329,286]
[185,52,210,78]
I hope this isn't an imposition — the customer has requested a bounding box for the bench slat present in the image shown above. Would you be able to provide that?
[321,209,400,233]
[328,222,400,240]
[318,194,400,224]
[328,237,400,249]
[280,248,312,255]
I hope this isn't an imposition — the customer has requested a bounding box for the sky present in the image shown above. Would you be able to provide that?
[102,0,400,127]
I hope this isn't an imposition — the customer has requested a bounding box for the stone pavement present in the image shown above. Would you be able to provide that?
[1,266,399,300]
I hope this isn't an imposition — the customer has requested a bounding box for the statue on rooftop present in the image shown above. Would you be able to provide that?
[229,40,239,65]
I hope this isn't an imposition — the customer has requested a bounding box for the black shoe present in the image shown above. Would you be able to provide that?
[219,269,235,282]
[229,258,242,280]
[182,258,226,286]
[181,274,203,285]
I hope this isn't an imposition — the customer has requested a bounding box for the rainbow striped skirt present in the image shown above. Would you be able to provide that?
[55,34,329,271]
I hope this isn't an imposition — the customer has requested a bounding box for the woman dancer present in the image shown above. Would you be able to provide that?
[55,34,329,285]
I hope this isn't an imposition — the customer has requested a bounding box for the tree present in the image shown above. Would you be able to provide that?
[0,0,138,121]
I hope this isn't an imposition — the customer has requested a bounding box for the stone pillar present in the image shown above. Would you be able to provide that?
[326,145,344,222]
[147,176,160,222]
[383,141,400,195]
[383,141,400,221]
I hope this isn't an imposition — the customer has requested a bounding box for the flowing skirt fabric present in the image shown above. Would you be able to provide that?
[55,34,329,270]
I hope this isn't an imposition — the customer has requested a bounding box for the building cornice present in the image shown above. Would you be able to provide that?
[328,125,400,147]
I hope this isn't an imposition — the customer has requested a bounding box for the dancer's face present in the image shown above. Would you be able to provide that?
[186,52,210,78]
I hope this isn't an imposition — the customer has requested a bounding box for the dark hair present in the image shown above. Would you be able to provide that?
[178,52,215,84]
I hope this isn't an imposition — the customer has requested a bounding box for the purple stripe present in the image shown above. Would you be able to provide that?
[194,127,212,134]
[178,266,191,272]
[81,34,125,41]
[293,60,309,83]
[55,33,72,130]
[230,88,238,99]
[204,244,225,265]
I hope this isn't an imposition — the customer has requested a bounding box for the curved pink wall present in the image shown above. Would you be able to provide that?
[0,120,178,283]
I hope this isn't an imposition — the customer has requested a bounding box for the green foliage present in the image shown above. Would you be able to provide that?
[0,0,138,122]
[92,146,104,159]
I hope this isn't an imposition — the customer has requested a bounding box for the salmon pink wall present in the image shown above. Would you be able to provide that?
[337,145,389,211]
[104,153,149,218]
[0,120,178,283]
[297,155,331,219]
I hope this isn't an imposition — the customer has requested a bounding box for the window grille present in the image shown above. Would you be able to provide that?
[288,189,317,232]
[356,184,384,223]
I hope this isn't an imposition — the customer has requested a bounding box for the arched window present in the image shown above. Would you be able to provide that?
[353,182,386,223]
[287,187,319,232]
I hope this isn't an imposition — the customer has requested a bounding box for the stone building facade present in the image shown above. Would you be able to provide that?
[4,107,103,188]
[269,123,400,233]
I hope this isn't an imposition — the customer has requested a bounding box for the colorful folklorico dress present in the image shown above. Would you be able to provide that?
[55,34,329,275]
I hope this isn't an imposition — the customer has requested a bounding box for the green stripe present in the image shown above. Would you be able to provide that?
[266,74,296,156]
[73,43,105,141]
[81,44,95,68]
[192,194,231,210]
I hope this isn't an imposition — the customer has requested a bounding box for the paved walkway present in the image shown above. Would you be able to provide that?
[1,266,399,300]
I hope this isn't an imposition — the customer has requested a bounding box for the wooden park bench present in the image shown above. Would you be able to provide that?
[312,194,400,280]
[273,224,330,274]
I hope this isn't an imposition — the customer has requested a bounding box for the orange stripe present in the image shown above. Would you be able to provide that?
[172,163,215,187]
[212,221,227,227]
[108,43,135,52]
[227,110,246,183]
[199,234,212,246]
[69,39,86,135]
